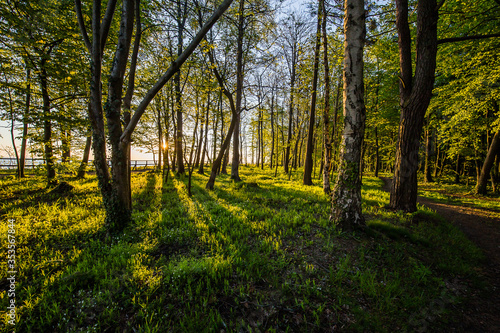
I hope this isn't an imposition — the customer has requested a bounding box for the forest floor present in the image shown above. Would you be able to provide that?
[0,168,491,332]
[381,177,500,332]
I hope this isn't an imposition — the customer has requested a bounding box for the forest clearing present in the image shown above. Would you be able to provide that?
[0,167,498,332]
[1,0,500,331]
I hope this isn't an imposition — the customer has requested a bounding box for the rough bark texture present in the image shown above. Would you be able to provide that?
[390,0,438,212]
[303,3,322,185]
[331,0,366,231]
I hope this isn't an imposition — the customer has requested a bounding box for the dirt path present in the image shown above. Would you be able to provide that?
[380,177,500,332]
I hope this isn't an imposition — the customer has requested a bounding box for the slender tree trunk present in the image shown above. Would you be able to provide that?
[331,77,342,172]
[303,3,322,185]
[77,128,92,179]
[7,88,20,178]
[424,118,433,182]
[260,107,264,170]
[270,87,275,169]
[61,128,71,163]
[374,126,380,177]
[157,102,163,171]
[331,0,366,230]
[322,0,332,194]
[19,68,31,178]
[477,128,500,194]
[284,55,296,174]
[175,0,187,174]
[207,114,237,189]
[454,154,461,184]
[231,0,245,182]
[390,0,438,212]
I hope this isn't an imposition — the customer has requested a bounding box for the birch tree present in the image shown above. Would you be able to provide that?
[331,0,366,230]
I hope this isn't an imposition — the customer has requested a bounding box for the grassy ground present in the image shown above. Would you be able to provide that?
[419,177,500,218]
[0,167,484,332]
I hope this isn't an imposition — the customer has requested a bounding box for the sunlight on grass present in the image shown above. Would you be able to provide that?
[0,168,485,332]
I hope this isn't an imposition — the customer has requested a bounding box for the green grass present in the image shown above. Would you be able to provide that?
[418,178,500,218]
[0,167,484,332]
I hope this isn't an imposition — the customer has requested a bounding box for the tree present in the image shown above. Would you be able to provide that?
[279,13,308,174]
[321,0,332,194]
[303,0,322,186]
[389,0,438,212]
[331,0,366,230]
[75,0,234,230]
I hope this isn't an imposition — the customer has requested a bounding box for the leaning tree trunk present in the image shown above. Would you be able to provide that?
[476,129,500,194]
[303,2,322,186]
[331,0,366,231]
[390,0,438,212]
[77,126,92,179]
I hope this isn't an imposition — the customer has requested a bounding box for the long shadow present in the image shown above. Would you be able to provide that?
[133,171,158,212]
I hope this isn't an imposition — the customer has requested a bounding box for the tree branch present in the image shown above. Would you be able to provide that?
[121,0,235,143]
[438,32,500,44]
[74,0,92,52]
[101,0,118,53]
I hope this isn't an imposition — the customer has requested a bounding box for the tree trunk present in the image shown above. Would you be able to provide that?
[77,126,92,179]
[303,2,322,185]
[61,128,71,163]
[454,154,461,184]
[374,126,380,177]
[390,0,438,212]
[207,115,237,189]
[175,0,187,175]
[270,87,275,169]
[77,0,235,230]
[424,118,433,182]
[322,0,332,194]
[331,0,366,230]
[433,143,440,178]
[230,0,245,182]
[284,56,296,174]
[476,128,500,194]
[19,68,31,178]
[198,92,210,174]
[40,60,56,186]
[157,101,163,171]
